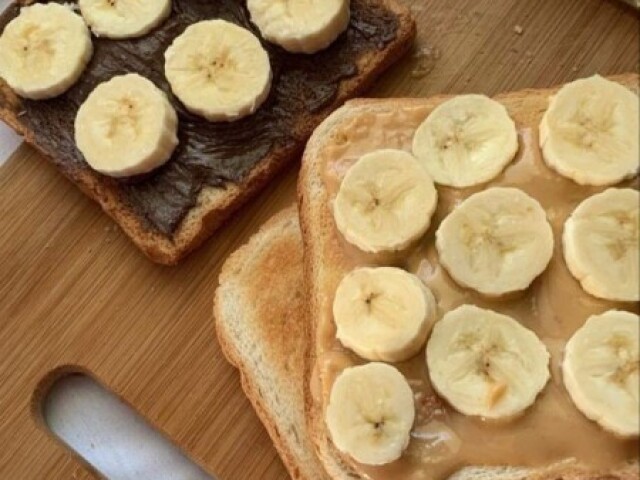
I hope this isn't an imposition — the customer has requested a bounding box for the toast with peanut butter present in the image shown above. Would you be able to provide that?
[214,205,639,480]
[298,74,640,479]
[0,0,415,265]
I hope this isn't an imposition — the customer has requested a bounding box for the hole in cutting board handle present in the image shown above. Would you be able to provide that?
[41,373,215,480]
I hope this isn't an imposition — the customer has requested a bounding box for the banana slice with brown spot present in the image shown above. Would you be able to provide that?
[426,304,551,419]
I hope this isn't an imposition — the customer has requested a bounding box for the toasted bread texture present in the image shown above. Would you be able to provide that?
[298,74,640,480]
[0,0,415,265]
[214,207,329,480]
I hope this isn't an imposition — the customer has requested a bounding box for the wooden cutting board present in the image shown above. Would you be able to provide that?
[0,0,637,478]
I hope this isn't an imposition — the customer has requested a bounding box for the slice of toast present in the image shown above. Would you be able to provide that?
[298,74,639,479]
[0,0,415,265]
[214,208,639,480]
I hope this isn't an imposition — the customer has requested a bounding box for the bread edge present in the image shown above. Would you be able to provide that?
[213,206,330,480]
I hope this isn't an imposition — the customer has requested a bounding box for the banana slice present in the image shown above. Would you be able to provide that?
[78,0,171,39]
[333,149,438,253]
[412,95,519,188]
[75,73,179,178]
[164,20,272,122]
[563,310,639,438]
[0,3,93,100]
[539,75,639,186]
[563,188,639,302]
[436,187,554,296]
[426,305,551,419]
[333,267,437,362]
[326,362,415,465]
[247,0,350,54]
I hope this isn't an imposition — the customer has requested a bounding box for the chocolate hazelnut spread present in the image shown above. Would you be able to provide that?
[0,0,399,235]
[315,98,639,479]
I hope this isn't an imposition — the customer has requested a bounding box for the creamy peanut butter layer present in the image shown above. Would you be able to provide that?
[313,90,639,479]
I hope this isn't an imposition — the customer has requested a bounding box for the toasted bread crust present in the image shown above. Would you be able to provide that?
[298,74,640,480]
[0,0,415,265]
[214,207,330,480]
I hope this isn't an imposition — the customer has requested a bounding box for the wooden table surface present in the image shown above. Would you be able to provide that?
[0,1,637,479]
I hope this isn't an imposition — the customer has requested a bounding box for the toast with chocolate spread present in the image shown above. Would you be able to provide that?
[0,0,415,264]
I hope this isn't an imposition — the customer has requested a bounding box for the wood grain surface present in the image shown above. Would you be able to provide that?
[0,1,638,478]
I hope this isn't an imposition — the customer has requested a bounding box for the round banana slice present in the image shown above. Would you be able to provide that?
[563,188,639,302]
[333,267,437,362]
[326,362,415,465]
[436,187,554,296]
[164,20,272,122]
[247,0,350,54]
[78,0,171,39]
[426,305,551,419]
[412,95,519,188]
[539,75,639,186]
[0,3,93,100]
[75,73,179,178]
[563,310,639,438]
[333,149,438,253]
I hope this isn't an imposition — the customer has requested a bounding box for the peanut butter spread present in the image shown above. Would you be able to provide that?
[314,97,639,479]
